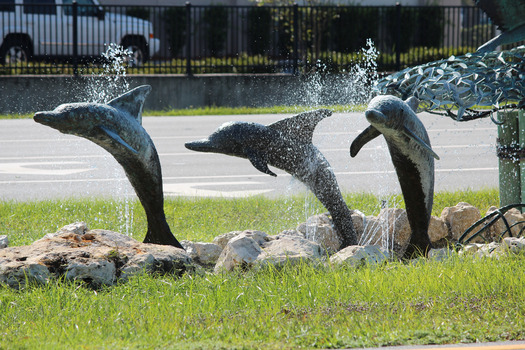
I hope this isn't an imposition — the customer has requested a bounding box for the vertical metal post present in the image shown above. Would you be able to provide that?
[395,2,401,72]
[498,111,521,207]
[519,110,525,211]
[72,0,79,77]
[185,2,192,76]
[292,3,299,75]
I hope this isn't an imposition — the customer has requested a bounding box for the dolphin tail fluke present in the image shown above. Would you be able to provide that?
[143,219,184,249]
[350,125,381,157]
[402,240,433,259]
[477,24,525,53]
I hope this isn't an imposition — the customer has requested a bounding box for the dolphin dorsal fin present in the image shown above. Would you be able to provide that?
[108,85,152,125]
[405,96,420,112]
[268,109,332,142]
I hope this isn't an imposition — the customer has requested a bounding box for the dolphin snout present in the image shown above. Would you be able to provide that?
[364,109,387,125]
[33,111,55,125]
[185,139,215,153]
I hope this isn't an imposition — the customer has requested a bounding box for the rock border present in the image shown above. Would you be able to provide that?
[2,202,525,288]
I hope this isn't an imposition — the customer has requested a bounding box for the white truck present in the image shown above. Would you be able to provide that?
[0,0,160,66]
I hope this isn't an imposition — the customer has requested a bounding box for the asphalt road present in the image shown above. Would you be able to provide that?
[0,112,498,201]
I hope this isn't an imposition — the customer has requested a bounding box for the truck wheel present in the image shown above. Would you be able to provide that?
[122,38,147,67]
[0,38,31,65]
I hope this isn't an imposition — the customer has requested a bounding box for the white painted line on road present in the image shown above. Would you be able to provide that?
[0,154,110,161]
[0,167,498,185]
[164,182,273,198]
[0,128,496,143]
[0,162,92,176]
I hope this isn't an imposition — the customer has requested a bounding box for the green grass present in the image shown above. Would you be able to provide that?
[3,188,525,349]
[1,254,524,349]
[0,188,499,247]
[0,104,366,119]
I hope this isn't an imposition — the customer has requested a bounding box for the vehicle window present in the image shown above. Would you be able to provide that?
[23,0,57,15]
[0,0,15,12]
[62,0,99,17]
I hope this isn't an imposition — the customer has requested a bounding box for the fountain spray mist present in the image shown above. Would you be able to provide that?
[86,44,135,235]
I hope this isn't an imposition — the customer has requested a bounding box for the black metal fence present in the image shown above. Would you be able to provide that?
[0,3,500,76]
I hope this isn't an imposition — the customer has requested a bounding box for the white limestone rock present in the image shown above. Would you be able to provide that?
[181,240,223,266]
[485,207,525,240]
[350,210,366,240]
[501,236,525,254]
[359,215,382,245]
[297,213,341,253]
[301,224,340,254]
[0,235,7,249]
[38,221,89,241]
[212,230,269,249]
[257,235,324,266]
[0,223,192,289]
[460,242,501,258]
[428,216,449,243]
[330,245,389,267]
[297,213,333,229]
[274,229,304,239]
[441,202,481,241]
[212,231,240,249]
[0,262,50,287]
[428,248,454,261]
[214,233,264,273]
[359,209,411,258]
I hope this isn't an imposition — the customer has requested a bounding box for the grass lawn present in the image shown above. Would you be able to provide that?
[1,189,524,349]
[0,104,366,120]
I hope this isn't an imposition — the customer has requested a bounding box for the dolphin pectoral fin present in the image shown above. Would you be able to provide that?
[99,125,139,154]
[402,126,440,160]
[246,149,277,177]
[350,126,381,157]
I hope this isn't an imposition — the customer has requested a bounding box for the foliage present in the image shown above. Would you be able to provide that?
[203,6,229,56]
[384,6,445,52]
[0,251,524,348]
[332,6,380,54]
[0,44,478,76]
[124,6,150,21]
[163,7,187,57]
[247,7,273,55]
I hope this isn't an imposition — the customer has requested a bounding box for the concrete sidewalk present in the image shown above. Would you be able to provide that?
[349,340,525,350]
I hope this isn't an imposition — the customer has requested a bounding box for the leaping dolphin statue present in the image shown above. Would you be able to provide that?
[33,85,183,249]
[185,109,358,248]
[350,95,439,258]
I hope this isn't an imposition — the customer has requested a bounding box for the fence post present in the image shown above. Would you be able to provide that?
[497,111,522,208]
[395,2,401,72]
[292,3,299,75]
[72,0,79,77]
[185,2,192,76]
[519,110,525,210]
